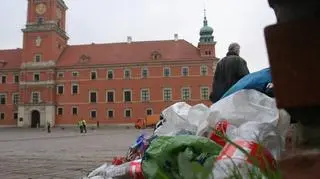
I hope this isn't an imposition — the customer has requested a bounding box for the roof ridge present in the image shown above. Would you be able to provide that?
[67,39,186,47]
[0,48,22,52]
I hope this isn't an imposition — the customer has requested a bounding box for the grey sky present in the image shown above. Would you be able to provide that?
[0,0,275,71]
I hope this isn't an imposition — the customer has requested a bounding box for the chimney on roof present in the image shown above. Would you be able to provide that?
[174,34,179,41]
[127,36,132,44]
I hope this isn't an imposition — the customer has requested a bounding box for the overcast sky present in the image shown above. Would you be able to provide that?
[0,0,276,72]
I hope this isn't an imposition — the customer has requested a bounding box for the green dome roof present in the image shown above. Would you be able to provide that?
[199,17,213,35]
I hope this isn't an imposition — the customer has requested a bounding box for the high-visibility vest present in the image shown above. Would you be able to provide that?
[82,120,86,125]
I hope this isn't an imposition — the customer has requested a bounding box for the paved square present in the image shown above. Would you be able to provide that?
[0,127,152,179]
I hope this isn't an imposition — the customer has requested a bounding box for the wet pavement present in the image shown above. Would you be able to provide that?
[0,127,152,179]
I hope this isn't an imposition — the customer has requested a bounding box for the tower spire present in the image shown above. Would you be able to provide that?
[203,8,208,26]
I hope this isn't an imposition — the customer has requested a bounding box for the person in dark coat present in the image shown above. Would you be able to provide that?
[210,43,250,103]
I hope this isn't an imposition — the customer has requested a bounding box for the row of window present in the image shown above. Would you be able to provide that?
[0,87,210,105]
[0,65,209,85]
[57,107,153,119]
[0,74,19,84]
[57,65,209,80]
[0,112,18,120]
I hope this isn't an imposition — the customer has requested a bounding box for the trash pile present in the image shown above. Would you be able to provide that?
[84,87,291,179]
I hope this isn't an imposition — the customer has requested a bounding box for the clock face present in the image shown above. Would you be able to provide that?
[56,8,62,19]
[35,3,47,15]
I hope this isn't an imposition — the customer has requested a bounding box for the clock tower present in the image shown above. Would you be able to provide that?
[18,0,68,128]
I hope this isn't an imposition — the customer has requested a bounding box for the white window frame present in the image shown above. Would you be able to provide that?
[106,90,115,103]
[163,67,171,77]
[107,70,114,80]
[1,75,7,84]
[89,90,98,103]
[124,68,131,79]
[90,109,97,119]
[71,83,79,95]
[181,67,189,76]
[56,84,64,95]
[181,87,191,101]
[72,106,78,116]
[124,108,132,118]
[200,65,208,76]
[146,108,153,116]
[140,88,150,102]
[123,89,132,102]
[200,86,210,100]
[33,73,40,81]
[107,109,115,119]
[72,71,79,77]
[0,112,4,120]
[163,88,172,101]
[31,91,41,103]
[13,74,19,83]
[34,54,42,62]
[141,67,149,78]
[91,71,97,80]
[0,93,7,105]
[12,93,19,105]
[57,72,64,78]
[57,107,64,116]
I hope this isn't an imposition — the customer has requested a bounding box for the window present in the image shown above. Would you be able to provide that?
[57,72,64,78]
[107,70,114,80]
[57,107,63,116]
[34,73,40,81]
[37,17,44,24]
[90,110,97,119]
[89,91,97,103]
[32,92,40,103]
[0,94,7,104]
[141,89,150,102]
[181,88,191,101]
[1,75,6,84]
[12,93,19,105]
[146,108,153,116]
[14,74,19,83]
[124,109,132,118]
[163,88,172,101]
[72,84,79,95]
[0,113,4,120]
[124,69,131,79]
[181,67,189,76]
[57,85,64,95]
[107,91,115,103]
[107,109,114,118]
[35,54,41,62]
[201,87,209,100]
[141,67,148,78]
[72,71,79,77]
[124,90,132,102]
[13,112,18,120]
[72,107,78,116]
[91,71,97,80]
[163,67,171,77]
[200,65,208,76]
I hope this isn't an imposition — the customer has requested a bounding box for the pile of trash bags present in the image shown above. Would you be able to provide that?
[84,89,291,179]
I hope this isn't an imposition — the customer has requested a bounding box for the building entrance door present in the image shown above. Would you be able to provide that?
[31,110,40,128]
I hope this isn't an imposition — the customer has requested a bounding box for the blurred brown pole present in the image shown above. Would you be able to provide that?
[265,0,320,148]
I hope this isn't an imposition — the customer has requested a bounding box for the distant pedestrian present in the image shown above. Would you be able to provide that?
[78,120,83,133]
[210,43,249,103]
[47,122,51,133]
[82,119,87,133]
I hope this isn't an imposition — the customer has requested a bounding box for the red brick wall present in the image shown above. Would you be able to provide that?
[54,61,214,125]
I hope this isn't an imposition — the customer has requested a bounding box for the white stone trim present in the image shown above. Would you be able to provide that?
[146,108,153,116]
[123,68,131,79]
[181,66,189,76]
[123,89,132,102]
[200,86,209,100]
[56,84,64,95]
[21,60,56,69]
[90,109,97,119]
[107,69,114,80]
[31,91,41,103]
[140,88,150,102]
[181,87,191,101]
[0,93,7,105]
[106,90,115,102]
[200,65,208,76]
[71,83,79,95]
[163,88,172,101]
[89,90,98,103]
[71,106,78,116]
[107,109,115,119]
[20,80,55,86]
[141,67,149,78]
[163,67,171,77]
[124,108,132,118]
